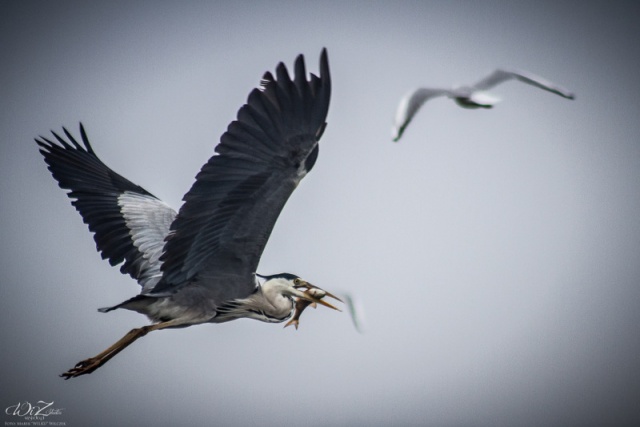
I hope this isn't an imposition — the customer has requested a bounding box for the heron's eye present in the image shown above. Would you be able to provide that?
[294,278,301,285]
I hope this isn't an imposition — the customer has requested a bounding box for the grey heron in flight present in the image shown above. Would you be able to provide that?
[36,49,340,379]
[392,68,575,141]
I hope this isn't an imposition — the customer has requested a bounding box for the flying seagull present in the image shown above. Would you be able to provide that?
[36,49,339,379]
[392,68,575,141]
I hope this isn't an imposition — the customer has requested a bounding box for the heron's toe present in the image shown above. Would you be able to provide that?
[60,357,102,379]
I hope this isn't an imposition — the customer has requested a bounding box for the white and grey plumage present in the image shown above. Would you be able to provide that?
[36,49,339,379]
[392,68,576,141]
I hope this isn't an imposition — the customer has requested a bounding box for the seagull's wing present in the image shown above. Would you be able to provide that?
[151,50,331,302]
[471,68,575,99]
[392,88,451,141]
[36,125,177,292]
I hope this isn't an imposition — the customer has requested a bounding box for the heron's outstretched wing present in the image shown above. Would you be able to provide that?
[36,125,176,291]
[392,88,451,141]
[151,49,331,300]
[471,68,575,100]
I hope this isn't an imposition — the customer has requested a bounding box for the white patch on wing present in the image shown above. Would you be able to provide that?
[118,191,177,291]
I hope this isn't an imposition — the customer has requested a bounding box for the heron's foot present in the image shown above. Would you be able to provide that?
[60,356,103,379]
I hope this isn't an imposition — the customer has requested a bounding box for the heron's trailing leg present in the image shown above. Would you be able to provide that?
[60,320,178,379]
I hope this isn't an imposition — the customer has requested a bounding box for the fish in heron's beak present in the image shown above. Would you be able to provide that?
[285,281,342,329]
[294,280,343,306]
[285,298,314,330]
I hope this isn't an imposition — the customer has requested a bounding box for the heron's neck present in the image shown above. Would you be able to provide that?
[258,284,295,318]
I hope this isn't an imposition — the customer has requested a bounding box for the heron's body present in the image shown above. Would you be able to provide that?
[36,50,340,378]
[392,68,575,141]
[112,275,301,325]
[98,272,297,325]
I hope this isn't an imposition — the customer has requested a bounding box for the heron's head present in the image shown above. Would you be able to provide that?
[256,273,342,311]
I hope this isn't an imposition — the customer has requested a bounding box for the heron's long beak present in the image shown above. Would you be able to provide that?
[299,291,341,311]
[293,280,342,311]
[294,281,344,303]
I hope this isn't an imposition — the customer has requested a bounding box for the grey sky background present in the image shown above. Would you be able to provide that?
[2,1,640,426]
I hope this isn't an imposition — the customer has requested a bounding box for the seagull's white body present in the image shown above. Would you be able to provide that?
[392,68,575,141]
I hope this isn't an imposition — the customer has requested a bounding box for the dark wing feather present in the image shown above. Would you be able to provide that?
[36,125,176,291]
[152,49,331,302]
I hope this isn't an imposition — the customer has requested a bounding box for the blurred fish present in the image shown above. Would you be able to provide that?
[342,293,366,334]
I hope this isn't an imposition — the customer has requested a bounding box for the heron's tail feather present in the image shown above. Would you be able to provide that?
[98,295,154,313]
